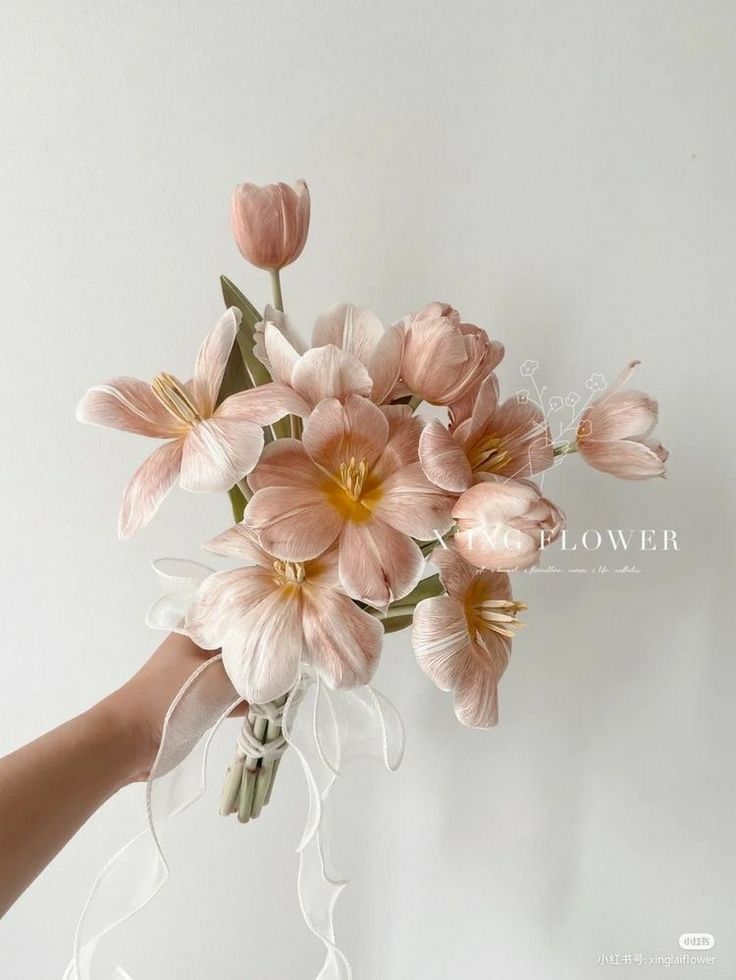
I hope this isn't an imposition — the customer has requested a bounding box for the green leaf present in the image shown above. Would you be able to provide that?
[220,275,272,391]
[228,485,247,523]
[396,573,443,606]
[383,615,414,635]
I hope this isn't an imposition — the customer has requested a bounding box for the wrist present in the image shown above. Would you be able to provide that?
[93,688,156,786]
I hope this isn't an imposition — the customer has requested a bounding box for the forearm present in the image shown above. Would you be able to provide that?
[0,695,142,917]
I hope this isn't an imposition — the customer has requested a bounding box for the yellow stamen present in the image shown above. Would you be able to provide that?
[273,560,306,584]
[473,597,526,639]
[338,456,369,501]
[150,372,201,425]
[467,434,510,474]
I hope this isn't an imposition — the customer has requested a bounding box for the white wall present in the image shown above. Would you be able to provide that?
[1,1,735,977]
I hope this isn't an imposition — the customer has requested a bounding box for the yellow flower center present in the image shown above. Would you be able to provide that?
[471,597,527,640]
[150,372,202,425]
[273,560,306,584]
[338,456,369,500]
[467,434,510,474]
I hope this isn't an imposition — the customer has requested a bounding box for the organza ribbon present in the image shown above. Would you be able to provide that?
[63,656,404,978]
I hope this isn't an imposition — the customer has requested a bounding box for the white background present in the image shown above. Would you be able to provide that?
[2,1,735,977]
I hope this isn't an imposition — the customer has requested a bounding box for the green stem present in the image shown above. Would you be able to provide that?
[553,442,578,457]
[377,603,418,621]
[270,269,284,312]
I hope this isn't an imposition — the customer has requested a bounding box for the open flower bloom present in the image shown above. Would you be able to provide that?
[245,396,454,607]
[186,523,382,703]
[76,308,305,538]
[453,476,564,570]
[411,546,525,727]
[231,180,310,271]
[399,302,504,406]
[576,361,668,479]
[254,302,404,409]
[419,375,554,492]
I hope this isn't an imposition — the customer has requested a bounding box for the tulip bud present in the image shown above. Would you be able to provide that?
[231,180,310,271]
[400,303,503,406]
[576,361,668,480]
[452,477,564,570]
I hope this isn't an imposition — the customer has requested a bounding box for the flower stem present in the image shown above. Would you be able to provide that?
[270,269,284,312]
[553,442,578,457]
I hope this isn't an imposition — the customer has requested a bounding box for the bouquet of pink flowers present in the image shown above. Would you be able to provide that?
[77,179,668,828]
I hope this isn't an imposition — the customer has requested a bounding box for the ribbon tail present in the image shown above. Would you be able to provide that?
[63,655,240,979]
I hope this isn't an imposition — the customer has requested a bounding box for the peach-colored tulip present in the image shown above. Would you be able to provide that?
[245,396,454,607]
[419,374,553,492]
[186,523,382,703]
[399,302,504,406]
[76,308,307,539]
[231,180,310,271]
[411,546,525,728]
[576,361,668,479]
[452,476,564,570]
[254,302,404,409]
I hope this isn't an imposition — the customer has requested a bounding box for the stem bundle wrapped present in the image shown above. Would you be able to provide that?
[219,695,288,823]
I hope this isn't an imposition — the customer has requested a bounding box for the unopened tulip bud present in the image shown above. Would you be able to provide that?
[231,180,310,271]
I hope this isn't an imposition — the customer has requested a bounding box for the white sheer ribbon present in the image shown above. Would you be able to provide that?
[63,658,404,978]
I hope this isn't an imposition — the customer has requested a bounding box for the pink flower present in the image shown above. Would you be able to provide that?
[231,180,310,271]
[186,524,382,703]
[411,546,525,728]
[419,375,553,493]
[76,308,306,539]
[399,302,504,406]
[245,396,454,607]
[576,361,668,479]
[452,477,564,570]
[255,302,404,410]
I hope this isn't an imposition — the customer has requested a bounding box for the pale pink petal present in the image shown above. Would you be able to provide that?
[247,438,323,493]
[452,637,508,728]
[264,321,301,385]
[418,420,472,492]
[185,567,274,651]
[179,418,264,492]
[191,308,240,414]
[215,382,311,424]
[292,345,372,406]
[302,583,383,688]
[118,439,183,539]
[483,398,554,478]
[370,462,455,540]
[253,306,305,373]
[454,522,539,571]
[372,407,424,480]
[411,595,471,692]
[312,303,384,363]
[247,486,343,561]
[431,546,479,600]
[402,316,470,401]
[368,323,404,404]
[302,394,389,473]
[338,520,424,606]
[76,377,183,438]
[303,546,342,589]
[583,391,658,442]
[453,477,540,526]
[578,438,668,479]
[204,523,272,567]
[465,373,500,438]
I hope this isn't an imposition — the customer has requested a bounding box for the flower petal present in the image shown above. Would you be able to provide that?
[247,438,323,493]
[302,584,383,688]
[452,637,508,728]
[179,418,264,492]
[191,307,240,414]
[368,323,404,405]
[583,391,659,442]
[312,303,385,363]
[254,306,306,373]
[76,377,183,438]
[264,321,301,385]
[118,439,183,539]
[578,438,668,479]
[302,395,389,473]
[370,462,455,539]
[215,382,311,425]
[418,420,472,492]
[205,523,272,566]
[338,519,425,606]
[247,486,343,561]
[411,595,471,692]
[292,345,373,406]
[430,546,479,600]
[371,406,424,480]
